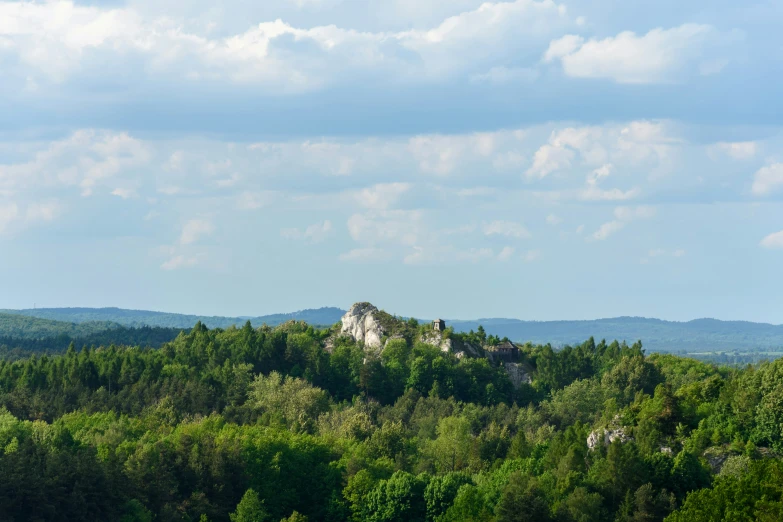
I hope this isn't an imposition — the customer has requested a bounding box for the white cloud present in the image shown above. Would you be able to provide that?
[347,210,422,246]
[523,249,541,262]
[526,143,574,178]
[0,200,61,235]
[614,206,656,220]
[283,220,333,243]
[544,24,728,84]
[237,191,276,210]
[339,247,390,262]
[546,214,563,225]
[179,219,214,245]
[0,0,575,92]
[752,163,783,195]
[470,66,539,84]
[112,187,137,199]
[591,220,624,241]
[579,163,640,200]
[647,248,685,258]
[497,246,515,261]
[586,164,612,185]
[161,255,200,271]
[483,220,532,239]
[409,135,461,175]
[0,130,150,197]
[0,203,19,234]
[354,183,411,209]
[455,248,495,263]
[543,34,583,62]
[591,206,655,241]
[712,141,757,160]
[760,230,783,249]
[580,186,640,201]
[25,201,61,223]
[525,122,675,180]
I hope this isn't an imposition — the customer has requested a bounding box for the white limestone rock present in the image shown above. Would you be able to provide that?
[587,427,631,450]
[340,302,386,351]
[420,332,454,354]
[504,362,533,388]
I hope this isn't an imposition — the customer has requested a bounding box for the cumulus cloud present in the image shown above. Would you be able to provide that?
[470,66,539,84]
[161,255,200,271]
[591,205,656,241]
[0,203,19,234]
[0,130,150,197]
[497,246,515,261]
[544,24,732,84]
[347,210,422,246]
[237,191,277,210]
[455,247,495,263]
[0,0,575,93]
[752,163,783,196]
[645,248,686,261]
[0,200,61,235]
[760,230,783,249]
[112,188,137,199]
[354,183,411,209]
[339,247,390,262]
[579,163,640,201]
[591,220,625,241]
[179,219,215,245]
[483,220,532,239]
[523,249,541,262]
[526,122,675,180]
[281,220,333,242]
[711,141,757,160]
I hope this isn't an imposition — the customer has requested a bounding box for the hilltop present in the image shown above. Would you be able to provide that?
[2,306,782,355]
[0,306,346,329]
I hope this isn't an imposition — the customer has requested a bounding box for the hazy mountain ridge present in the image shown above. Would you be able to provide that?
[2,307,782,353]
[0,306,346,330]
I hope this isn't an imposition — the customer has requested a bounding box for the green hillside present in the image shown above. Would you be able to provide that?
[0,312,119,340]
[5,307,782,355]
[0,313,781,521]
[1,306,345,329]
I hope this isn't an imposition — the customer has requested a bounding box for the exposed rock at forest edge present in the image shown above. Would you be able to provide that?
[339,302,386,351]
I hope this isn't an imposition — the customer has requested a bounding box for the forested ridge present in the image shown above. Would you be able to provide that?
[0,313,186,360]
[5,307,783,354]
[1,313,783,521]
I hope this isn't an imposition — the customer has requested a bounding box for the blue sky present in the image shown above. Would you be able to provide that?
[0,0,782,322]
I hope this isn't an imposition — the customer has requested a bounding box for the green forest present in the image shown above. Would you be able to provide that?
[1,314,783,522]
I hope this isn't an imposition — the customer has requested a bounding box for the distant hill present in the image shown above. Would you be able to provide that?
[447,316,783,352]
[0,313,120,340]
[0,312,185,360]
[2,307,782,354]
[0,307,346,330]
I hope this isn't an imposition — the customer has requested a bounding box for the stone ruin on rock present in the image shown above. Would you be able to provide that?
[337,302,535,388]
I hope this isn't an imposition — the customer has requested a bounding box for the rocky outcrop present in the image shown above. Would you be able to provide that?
[420,332,484,359]
[340,302,386,352]
[504,363,533,388]
[420,332,452,354]
[587,427,630,450]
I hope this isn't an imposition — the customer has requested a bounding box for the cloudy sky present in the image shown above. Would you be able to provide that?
[1,0,782,322]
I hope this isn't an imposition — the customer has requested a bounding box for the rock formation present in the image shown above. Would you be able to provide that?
[587,427,630,450]
[504,362,533,388]
[339,302,386,352]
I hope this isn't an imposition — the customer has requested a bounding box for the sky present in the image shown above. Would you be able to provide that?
[0,0,782,323]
